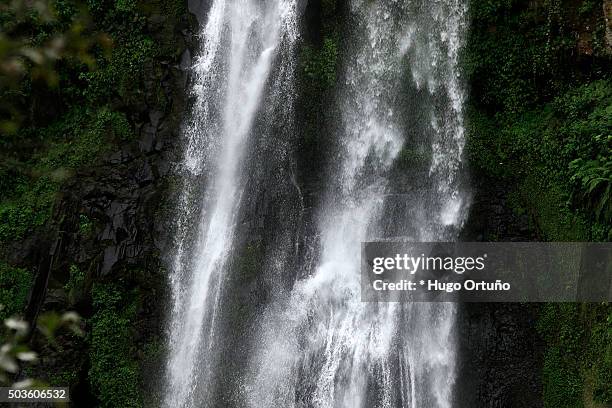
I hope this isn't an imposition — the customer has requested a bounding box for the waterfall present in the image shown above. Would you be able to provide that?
[245,1,469,407]
[163,1,298,406]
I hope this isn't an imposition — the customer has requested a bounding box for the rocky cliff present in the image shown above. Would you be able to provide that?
[1,1,197,405]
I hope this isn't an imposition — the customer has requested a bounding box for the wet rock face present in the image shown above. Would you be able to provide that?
[456,177,543,408]
[70,148,167,278]
[454,303,544,408]
[460,176,537,243]
[47,37,194,295]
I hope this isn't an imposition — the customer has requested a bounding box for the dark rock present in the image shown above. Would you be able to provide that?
[455,303,544,408]
[457,174,543,407]
[180,49,192,71]
[188,0,212,23]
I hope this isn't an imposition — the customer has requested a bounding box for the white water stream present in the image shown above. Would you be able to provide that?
[246,1,469,407]
[163,1,298,406]
[163,0,469,406]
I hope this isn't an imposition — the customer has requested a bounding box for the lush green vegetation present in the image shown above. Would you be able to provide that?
[467,80,611,241]
[538,303,612,407]
[466,0,611,242]
[89,281,141,408]
[0,0,175,247]
[466,1,611,406]
[465,0,609,114]
[0,262,32,321]
[0,106,133,243]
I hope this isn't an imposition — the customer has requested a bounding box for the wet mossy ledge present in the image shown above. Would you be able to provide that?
[0,0,196,405]
[464,0,611,407]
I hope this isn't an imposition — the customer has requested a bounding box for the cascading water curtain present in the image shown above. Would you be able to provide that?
[246,1,469,407]
[163,1,298,407]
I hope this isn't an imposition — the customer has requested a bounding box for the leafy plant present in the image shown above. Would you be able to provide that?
[0,312,82,385]
[570,155,612,222]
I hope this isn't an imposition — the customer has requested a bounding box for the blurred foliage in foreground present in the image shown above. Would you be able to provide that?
[0,0,110,135]
[0,311,83,385]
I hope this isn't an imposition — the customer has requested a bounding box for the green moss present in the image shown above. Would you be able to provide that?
[89,282,142,408]
[39,106,133,170]
[0,104,135,244]
[519,175,589,241]
[0,176,58,243]
[538,304,585,408]
[49,367,79,387]
[64,264,85,295]
[0,261,33,321]
[396,146,431,170]
[301,36,339,90]
[297,0,341,176]
[589,308,612,404]
[79,214,93,235]
[538,304,612,407]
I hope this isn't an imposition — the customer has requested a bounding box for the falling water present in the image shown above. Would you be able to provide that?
[246,1,469,407]
[163,1,298,406]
